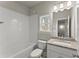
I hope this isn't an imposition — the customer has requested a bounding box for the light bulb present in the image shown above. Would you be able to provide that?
[53,6,57,10]
[67,1,72,7]
[59,25,64,29]
[60,3,64,8]
[53,6,58,12]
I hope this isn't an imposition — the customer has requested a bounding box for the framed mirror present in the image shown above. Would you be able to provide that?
[53,8,72,38]
[57,17,71,38]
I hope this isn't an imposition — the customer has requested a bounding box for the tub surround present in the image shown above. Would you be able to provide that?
[47,38,77,50]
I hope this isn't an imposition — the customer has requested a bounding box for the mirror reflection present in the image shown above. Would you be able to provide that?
[58,18,71,37]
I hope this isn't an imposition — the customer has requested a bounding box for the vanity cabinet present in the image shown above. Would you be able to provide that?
[47,44,77,58]
[47,49,68,58]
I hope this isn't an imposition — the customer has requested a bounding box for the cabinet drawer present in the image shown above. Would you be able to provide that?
[47,44,76,56]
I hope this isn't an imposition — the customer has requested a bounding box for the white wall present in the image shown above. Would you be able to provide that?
[39,32,50,40]
[29,15,38,44]
[0,1,39,57]
[0,7,32,58]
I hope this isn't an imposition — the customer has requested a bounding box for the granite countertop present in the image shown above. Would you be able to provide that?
[47,38,77,50]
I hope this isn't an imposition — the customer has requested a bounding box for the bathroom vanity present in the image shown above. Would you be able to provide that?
[47,38,78,58]
[46,3,79,58]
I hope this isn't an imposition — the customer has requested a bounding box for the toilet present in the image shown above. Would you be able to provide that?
[30,40,46,58]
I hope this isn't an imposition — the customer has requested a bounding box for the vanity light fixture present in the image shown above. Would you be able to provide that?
[53,1,73,12]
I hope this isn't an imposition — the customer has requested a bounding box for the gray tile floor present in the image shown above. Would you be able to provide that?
[41,46,47,58]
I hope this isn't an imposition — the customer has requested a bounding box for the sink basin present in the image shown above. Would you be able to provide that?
[53,41,71,46]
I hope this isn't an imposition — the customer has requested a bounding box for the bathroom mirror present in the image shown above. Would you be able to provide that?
[58,17,71,37]
[53,8,73,38]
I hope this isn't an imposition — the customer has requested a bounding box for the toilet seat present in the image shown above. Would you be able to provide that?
[30,48,43,58]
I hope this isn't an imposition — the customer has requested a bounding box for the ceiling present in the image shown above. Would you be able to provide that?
[15,1,41,8]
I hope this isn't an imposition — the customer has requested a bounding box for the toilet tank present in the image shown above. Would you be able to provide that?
[38,40,46,49]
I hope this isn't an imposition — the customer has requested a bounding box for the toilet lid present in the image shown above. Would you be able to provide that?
[31,48,43,57]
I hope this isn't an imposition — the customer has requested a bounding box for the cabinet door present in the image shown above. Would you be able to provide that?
[47,49,68,58]
[47,44,77,58]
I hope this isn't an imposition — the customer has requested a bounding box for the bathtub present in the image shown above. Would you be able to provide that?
[9,43,36,58]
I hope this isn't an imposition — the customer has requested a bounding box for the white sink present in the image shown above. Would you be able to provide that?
[53,41,71,46]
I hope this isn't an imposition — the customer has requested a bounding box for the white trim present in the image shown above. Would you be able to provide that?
[74,4,79,56]
[50,12,53,37]
[75,5,79,41]
[39,14,51,32]
[9,43,36,58]
[56,18,58,37]
[67,17,70,37]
